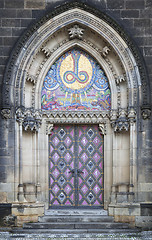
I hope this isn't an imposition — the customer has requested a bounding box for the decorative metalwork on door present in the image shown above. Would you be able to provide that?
[49,125,104,208]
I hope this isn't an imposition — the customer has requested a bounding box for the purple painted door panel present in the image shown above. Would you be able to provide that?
[49,125,104,208]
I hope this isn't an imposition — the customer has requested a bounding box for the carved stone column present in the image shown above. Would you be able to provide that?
[16,109,24,202]
[128,107,136,197]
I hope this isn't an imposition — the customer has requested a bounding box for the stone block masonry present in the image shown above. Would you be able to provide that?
[0,0,151,105]
[0,0,152,230]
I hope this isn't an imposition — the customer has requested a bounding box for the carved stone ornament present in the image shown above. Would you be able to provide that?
[100,46,110,57]
[42,110,109,124]
[141,106,151,120]
[128,107,136,124]
[1,108,11,119]
[16,108,42,131]
[26,74,36,84]
[46,123,54,135]
[116,74,126,85]
[68,25,84,39]
[98,123,107,135]
[110,108,135,132]
[113,119,130,132]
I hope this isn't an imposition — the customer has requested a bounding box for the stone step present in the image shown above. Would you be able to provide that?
[45,209,108,216]
[11,228,140,234]
[23,222,130,229]
[39,215,114,223]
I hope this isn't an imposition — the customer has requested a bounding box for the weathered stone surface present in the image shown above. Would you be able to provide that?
[16,9,32,18]
[107,0,125,9]
[135,216,152,229]
[115,215,135,224]
[17,215,38,226]
[0,0,151,231]
[24,0,45,9]
[2,19,20,28]
[0,192,7,203]
[12,203,44,217]
[5,0,24,8]
[121,10,139,18]
[126,0,145,9]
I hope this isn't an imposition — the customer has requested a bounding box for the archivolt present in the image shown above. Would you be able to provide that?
[2,2,150,114]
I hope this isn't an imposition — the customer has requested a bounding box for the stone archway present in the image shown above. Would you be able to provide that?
[1,2,151,225]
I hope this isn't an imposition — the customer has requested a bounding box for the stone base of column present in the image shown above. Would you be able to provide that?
[18,184,24,202]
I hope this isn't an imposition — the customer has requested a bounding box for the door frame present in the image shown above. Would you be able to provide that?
[44,119,112,210]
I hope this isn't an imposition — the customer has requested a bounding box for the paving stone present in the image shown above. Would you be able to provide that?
[1,231,152,240]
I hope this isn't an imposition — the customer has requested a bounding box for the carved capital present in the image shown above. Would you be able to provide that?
[113,119,130,132]
[110,110,118,125]
[110,109,130,132]
[16,108,42,131]
[16,108,24,125]
[128,107,136,124]
[119,109,127,118]
[68,25,84,39]
[1,108,11,119]
[46,123,54,135]
[141,106,151,120]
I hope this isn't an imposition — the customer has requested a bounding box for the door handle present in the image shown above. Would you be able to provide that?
[68,169,84,175]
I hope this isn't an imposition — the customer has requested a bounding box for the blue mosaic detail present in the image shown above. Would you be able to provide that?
[41,49,111,111]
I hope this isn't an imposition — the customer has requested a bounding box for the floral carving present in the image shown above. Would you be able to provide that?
[110,108,136,132]
[16,108,42,131]
[68,25,84,39]
[46,123,54,135]
[99,123,107,135]
[1,108,11,119]
[141,106,151,120]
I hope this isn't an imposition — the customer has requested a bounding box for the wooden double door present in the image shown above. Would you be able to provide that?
[49,124,104,208]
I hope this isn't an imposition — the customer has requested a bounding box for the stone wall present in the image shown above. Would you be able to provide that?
[0,0,152,102]
[0,0,152,206]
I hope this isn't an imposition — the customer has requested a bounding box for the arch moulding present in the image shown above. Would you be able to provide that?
[1,2,151,224]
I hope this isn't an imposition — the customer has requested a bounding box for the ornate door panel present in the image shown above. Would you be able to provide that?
[77,125,104,207]
[49,125,104,208]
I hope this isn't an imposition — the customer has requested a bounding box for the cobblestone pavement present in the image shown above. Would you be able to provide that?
[0,231,152,240]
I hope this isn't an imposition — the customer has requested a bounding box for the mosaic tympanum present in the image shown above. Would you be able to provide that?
[41,49,111,111]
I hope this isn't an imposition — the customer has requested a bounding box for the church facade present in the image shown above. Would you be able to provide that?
[0,0,152,228]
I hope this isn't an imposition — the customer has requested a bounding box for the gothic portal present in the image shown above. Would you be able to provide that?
[0,2,151,227]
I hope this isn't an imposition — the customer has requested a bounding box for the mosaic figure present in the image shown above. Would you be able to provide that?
[41,49,111,111]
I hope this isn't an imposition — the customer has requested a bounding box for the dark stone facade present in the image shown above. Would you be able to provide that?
[0,0,152,220]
